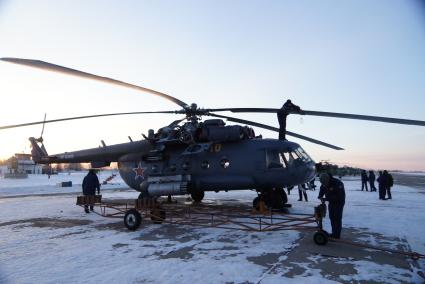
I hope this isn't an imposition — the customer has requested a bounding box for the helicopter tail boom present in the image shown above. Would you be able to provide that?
[29,137,48,163]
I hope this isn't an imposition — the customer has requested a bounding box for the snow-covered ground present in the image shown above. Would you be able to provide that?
[0,173,424,283]
[0,171,125,197]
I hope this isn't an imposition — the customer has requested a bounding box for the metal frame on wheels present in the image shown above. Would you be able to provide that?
[75,195,425,260]
[76,195,322,232]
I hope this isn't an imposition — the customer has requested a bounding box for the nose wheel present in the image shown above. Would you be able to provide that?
[253,188,290,211]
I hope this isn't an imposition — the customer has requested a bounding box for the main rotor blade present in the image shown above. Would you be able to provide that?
[208,113,344,150]
[1,57,189,108]
[208,108,277,113]
[302,110,425,127]
[209,107,425,127]
[0,111,175,131]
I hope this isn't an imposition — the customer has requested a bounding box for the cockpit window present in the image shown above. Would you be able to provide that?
[267,147,311,168]
[266,150,286,168]
[294,147,312,162]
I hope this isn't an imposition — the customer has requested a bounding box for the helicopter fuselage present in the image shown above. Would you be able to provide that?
[117,138,316,196]
[28,118,316,198]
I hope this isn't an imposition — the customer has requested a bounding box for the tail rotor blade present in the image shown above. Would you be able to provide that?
[40,113,47,137]
[36,113,47,143]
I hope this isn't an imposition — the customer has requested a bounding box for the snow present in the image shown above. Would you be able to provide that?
[0,171,125,197]
[0,174,424,283]
[397,172,425,176]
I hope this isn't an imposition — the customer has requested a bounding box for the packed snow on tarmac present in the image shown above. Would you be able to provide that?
[0,172,424,283]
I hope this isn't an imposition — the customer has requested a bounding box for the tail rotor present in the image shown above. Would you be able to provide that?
[35,113,46,143]
[30,113,49,163]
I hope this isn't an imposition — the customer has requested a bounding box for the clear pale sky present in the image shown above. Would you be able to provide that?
[0,0,424,171]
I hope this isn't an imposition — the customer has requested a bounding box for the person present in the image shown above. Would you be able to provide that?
[287,186,293,195]
[368,170,377,192]
[318,173,345,239]
[377,171,386,200]
[277,99,304,140]
[308,179,316,191]
[298,183,308,201]
[82,169,100,213]
[361,170,369,191]
[384,170,393,199]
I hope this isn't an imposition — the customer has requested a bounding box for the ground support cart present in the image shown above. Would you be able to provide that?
[76,195,325,236]
[75,195,424,260]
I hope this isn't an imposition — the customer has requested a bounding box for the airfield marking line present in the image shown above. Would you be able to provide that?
[330,238,425,260]
[254,238,302,284]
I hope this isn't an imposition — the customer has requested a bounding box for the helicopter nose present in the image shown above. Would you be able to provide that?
[304,162,316,181]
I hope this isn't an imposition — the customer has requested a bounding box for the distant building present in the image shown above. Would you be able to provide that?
[12,153,43,174]
[0,165,8,176]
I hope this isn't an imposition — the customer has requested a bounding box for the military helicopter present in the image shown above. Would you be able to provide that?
[1,57,425,209]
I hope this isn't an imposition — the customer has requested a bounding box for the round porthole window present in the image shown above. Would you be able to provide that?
[220,158,230,169]
[201,161,210,169]
[182,162,190,170]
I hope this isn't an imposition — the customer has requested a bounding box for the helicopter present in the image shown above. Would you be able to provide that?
[1,57,425,209]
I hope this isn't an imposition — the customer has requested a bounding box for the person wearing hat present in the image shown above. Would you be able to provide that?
[277,99,304,140]
[318,173,346,239]
[82,169,100,213]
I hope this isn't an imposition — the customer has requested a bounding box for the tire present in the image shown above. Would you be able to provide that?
[265,188,284,209]
[313,230,329,246]
[124,209,142,231]
[150,209,166,224]
[253,197,260,210]
[191,190,205,202]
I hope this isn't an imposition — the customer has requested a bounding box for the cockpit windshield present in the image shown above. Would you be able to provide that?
[293,147,312,162]
[266,147,312,169]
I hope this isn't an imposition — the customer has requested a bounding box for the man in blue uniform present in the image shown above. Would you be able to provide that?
[377,171,386,200]
[82,169,100,213]
[318,173,346,239]
[277,99,304,140]
[369,170,377,192]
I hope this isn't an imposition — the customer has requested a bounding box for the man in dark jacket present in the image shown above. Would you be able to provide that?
[82,169,100,213]
[377,171,386,200]
[298,183,308,201]
[277,100,304,140]
[384,170,393,199]
[361,170,368,191]
[368,170,377,192]
[318,173,345,239]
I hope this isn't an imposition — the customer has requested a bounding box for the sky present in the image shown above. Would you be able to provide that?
[0,0,424,171]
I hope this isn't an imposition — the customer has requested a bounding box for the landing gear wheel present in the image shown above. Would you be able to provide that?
[191,190,204,202]
[124,209,142,231]
[264,188,285,209]
[150,208,166,224]
[253,197,260,210]
[313,230,329,246]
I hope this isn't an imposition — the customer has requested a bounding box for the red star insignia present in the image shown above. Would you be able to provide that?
[133,163,145,180]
